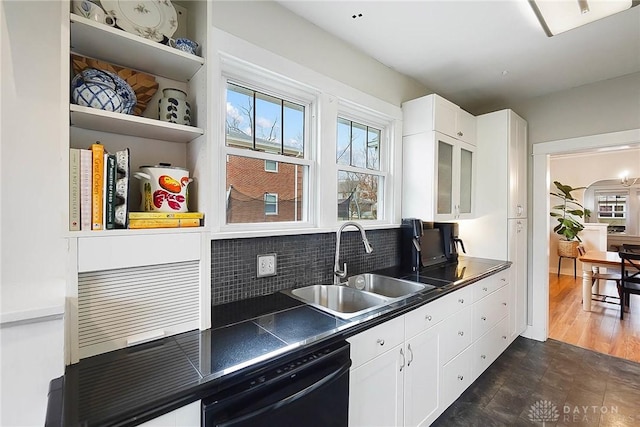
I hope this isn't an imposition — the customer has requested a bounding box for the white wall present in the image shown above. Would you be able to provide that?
[510,72,640,144]
[211,1,429,106]
[519,71,640,341]
[1,1,66,424]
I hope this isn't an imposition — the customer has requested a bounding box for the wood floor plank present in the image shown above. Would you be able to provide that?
[548,273,640,363]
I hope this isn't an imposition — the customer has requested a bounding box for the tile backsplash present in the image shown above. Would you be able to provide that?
[211,228,401,305]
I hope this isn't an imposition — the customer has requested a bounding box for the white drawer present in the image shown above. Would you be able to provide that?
[473,269,509,302]
[439,305,473,364]
[472,285,509,340]
[348,315,404,369]
[405,285,473,339]
[473,316,510,378]
[441,345,473,407]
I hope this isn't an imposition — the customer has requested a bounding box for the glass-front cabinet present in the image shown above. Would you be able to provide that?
[403,131,475,221]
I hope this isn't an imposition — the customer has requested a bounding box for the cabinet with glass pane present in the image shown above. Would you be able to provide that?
[402,131,475,221]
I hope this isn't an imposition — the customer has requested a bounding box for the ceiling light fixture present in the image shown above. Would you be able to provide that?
[528,0,634,37]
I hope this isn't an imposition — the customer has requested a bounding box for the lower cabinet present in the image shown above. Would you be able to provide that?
[137,401,200,427]
[348,325,439,427]
[348,268,515,427]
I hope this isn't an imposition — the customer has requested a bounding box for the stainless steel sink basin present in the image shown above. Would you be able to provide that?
[345,273,432,297]
[284,285,389,319]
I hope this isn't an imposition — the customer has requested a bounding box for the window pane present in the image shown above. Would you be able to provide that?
[336,117,351,165]
[367,128,380,170]
[337,171,380,220]
[459,148,473,213]
[227,155,306,223]
[283,101,304,157]
[226,83,253,149]
[255,92,282,153]
[437,140,453,214]
[351,122,367,169]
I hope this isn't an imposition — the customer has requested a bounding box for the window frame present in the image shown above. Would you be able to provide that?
[219,66,318,232]
[264,193,278,215]
[264,160,279,173]
[335,101,392,224]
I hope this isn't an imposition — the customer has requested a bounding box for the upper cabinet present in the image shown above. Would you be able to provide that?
[402,131,475,221]
[402,94,476,145]
[402,94,476,221]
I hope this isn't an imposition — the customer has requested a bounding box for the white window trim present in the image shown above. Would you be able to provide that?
[212,38,403,237]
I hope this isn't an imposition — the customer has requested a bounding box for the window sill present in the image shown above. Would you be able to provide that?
[210,222,400,240]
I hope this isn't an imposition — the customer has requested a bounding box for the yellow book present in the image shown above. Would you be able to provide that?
[128,212,204,220]
[128,218,201,229]
[90,142,104,230]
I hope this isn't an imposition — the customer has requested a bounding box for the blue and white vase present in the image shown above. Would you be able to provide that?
[158,88,191,126]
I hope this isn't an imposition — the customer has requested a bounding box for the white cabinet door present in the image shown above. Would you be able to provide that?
[403,131,475,221]
[439,305,473,364]
[456,108,477,146]
[508,218,528,340]
[348,316,405,369]
[349,345,404,427]
[474,316,510,378]
[404,327,440,427]
[137,401,200,427]
[508,111,527,219]
[440,345,473,409]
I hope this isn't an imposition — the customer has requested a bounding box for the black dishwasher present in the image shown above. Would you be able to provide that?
[202,339,351,427]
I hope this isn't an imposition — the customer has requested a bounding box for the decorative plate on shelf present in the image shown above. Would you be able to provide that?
[100,0,177,42]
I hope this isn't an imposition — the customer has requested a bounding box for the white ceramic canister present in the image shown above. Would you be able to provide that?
[133,164,193,212]
[158,88,191,126]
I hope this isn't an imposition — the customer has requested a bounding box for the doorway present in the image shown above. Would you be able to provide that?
[528,128,640,347]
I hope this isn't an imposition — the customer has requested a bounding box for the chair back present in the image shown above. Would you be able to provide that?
[620,250,640,285]
[622,244,640,254]
[577,245,586,256]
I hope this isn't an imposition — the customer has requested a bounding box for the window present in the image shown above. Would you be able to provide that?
[336,117,384,221]
[265,160,278,172]
[224,81,311,225]
[596,193,627,219]
[264,193,278,215]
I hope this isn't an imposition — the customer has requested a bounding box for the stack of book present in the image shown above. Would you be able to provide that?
[69,142,130,231]
[128,212,204,229]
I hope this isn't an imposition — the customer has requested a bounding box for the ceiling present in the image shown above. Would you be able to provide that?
[277,0,640,113]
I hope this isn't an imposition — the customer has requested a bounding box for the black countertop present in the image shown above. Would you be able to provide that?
[48,257,509,427]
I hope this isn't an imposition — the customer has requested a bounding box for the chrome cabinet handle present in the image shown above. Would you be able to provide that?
[502,302,507,306]
[399,348,405,372]
[458,375,464,381]
[458,331,464,336]
[482,287,488,292]
[502,335,507,340]
[457,131,463,137]
[377,339,385,346]
[481,355,486,360]
[425,315,433,321]
[407,344,414,367]
[458,298,465,304]
[501,278,506,282]
[481,316,487,321]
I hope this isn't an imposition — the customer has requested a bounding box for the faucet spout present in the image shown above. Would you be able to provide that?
[334,221,373,285]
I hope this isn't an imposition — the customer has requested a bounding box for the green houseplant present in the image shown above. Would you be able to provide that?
[550,181,591,257]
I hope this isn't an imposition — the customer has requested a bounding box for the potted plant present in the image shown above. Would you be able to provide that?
[550,181,591,257]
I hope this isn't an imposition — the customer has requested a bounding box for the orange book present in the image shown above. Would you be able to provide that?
[90,142,104,230]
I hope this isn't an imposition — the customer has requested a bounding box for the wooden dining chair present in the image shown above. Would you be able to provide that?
[577,245,622,307]
[620,250,640,320]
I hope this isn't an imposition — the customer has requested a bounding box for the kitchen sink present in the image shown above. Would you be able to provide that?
[283,274,435,319]
[344,273,433,297]
[284,285,390,319]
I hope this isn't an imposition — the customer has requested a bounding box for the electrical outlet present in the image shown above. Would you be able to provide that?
[257,253,277,277]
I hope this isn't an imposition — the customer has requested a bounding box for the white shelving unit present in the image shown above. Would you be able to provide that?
[64,2,212,364]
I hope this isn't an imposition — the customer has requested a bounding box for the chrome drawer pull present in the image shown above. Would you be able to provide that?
[425,315,433,321]
[458,298,465,304]
[502,302,507,306]
[458,331,464,336]
[481,355,486,360]
[458,375,464,381]
[482,287,488,292]
[377,339,385,346]
[481,316,487,321]
[407,344,414,367]
[502,335,507,340]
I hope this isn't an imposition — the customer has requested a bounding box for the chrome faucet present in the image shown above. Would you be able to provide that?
[334,221,373,285]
